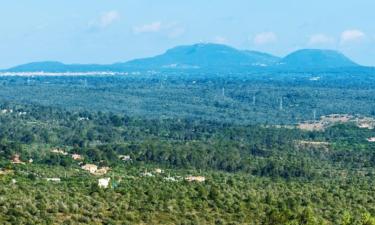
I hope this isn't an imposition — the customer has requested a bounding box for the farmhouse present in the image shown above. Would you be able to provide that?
[81,164,111,175]
[185,176,206,182]
[1,109,13,114]
[71,154,83,160]
[81,164,98,174]
[357,117,375,129]
[98,178,111,189]
[45,178,61,182]
[51,149,68,155]
[155,168,164,174]
[119,155,131,161]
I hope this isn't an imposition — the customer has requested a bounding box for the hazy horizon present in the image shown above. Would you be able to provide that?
[1,0,375,68]
[1,43,365,69]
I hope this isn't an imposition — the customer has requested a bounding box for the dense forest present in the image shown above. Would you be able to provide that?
[0,72,374,125]
[0,94,375,224]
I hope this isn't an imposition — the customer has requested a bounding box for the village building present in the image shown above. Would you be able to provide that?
[81,164,111,175]
[51,149,68,156]
[357,117,375,129]
[1,109,13,114]
[71,154,83,160]
[98,178,111,189]
[81,164,98,174]
[359,124,372,129]
[119,155,131,161]
[155,168,164,174]
[45,178,61,182]
[185,176,206,182]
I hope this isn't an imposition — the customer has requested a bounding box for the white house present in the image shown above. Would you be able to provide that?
[185,176,206,182]
[155,168,164,174]
[51,149,68,156]
[71,154,83,161]
[119,155,131,161]
[98,178,111,189]
[1,109,13,114]
[45,178,61,182]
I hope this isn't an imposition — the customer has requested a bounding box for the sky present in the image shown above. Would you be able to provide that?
[0,0,375,68]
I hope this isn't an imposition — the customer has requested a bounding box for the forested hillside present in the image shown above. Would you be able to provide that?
[0,101,375,224]
[0,70,375,224]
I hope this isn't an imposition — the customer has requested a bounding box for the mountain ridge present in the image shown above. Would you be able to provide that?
[3,43,364,72]
[120,43,281,69]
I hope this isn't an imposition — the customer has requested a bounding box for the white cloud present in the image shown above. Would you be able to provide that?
[308,34,335,45]
[98,11,120,28]
[340,29,366,44]
[89,11,120,30]
[133,22,162,34]
[253,32,277,45]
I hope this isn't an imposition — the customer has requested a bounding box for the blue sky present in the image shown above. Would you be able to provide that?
[0,0,374,68]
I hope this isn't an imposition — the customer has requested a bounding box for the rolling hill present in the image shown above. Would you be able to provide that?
[5,61,113,73]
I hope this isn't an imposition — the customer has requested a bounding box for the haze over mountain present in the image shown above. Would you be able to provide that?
[3,43,363,73]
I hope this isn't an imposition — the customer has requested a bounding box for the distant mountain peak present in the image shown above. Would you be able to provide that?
[280,49,358,69]
[124,43,280,69]
[164,43,238,56]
